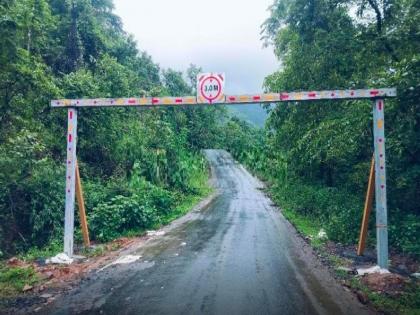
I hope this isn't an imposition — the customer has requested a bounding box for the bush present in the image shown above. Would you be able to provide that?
[83,176,132,211]
[0,130,65,254]
[270,179,364,245]
[325,205,361,244]
[390,214,420,258]
[26,164,65,248]
[129,162,175,214]
[145,185,175,215]
[89,195,159,242]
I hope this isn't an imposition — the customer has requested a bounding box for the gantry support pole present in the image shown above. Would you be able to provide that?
[75,160,90,247]
[372,99,388,269]
[64,108,78,257]
[357,156,375,256]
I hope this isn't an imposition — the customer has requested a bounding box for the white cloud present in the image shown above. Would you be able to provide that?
[113,0,279,93]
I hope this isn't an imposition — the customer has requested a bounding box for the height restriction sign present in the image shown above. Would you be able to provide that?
[197,73,225,104]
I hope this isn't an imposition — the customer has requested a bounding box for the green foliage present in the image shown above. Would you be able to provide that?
[89,195,159,242]
[0,265,39,296]
[268,181,362,244]
[218,0,419,257]
[160,165,213,225]
[0,129,65,253]
[19,240,62,262]
[0,1,224,257]
[280,207,324,249]
[87,156,211,242]
[390,214,420,258]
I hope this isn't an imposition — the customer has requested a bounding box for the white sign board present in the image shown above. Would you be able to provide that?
[197,73,225,104]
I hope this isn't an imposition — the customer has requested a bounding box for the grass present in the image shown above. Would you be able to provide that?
[0,240,68,297]
[0,264,40,297]
[280,207,325,249]
[160,168,213,225]
[161,187,213,225]
[19,240,62,262]
[281,207,320,236]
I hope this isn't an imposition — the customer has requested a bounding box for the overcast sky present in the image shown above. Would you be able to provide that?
[113,0,279,94]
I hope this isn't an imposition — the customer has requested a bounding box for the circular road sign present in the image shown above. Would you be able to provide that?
[199,74,223,103]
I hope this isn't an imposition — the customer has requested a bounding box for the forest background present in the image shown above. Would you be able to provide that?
[0,0,418,259]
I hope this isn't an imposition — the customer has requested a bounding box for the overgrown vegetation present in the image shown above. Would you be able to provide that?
[0,264,39,296]
[88,155,211,242]
[0,0,224,257]
[0,0,418,271]
[222,0,419,259]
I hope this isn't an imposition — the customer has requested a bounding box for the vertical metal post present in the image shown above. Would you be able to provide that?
[372,99,388,269]
[64,108,78,257]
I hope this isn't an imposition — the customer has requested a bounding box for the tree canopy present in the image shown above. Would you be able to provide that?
[230,0,419,256]
[0,0,225,256]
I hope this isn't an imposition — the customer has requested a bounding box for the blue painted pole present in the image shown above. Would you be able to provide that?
[64,108,78,257]
[372,99,388,269]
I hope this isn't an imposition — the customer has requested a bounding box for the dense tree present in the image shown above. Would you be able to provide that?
[0,0,224,256]
[230,0,419,256]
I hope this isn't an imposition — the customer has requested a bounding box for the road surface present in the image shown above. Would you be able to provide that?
[44,150,371,315]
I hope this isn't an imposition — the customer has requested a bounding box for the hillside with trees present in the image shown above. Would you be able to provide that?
[1,0,418,262]
[0,1,419,313]
[0,0,225,257]
[225,0,419,257]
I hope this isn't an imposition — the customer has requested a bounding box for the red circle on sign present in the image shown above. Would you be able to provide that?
[200,76,222,103]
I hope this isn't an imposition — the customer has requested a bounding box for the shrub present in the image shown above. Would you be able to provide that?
[89,195,159,242]
[129,163,175,214]
[145,186,175,215]
[270,179,364,245]
[0,131,65,254]
[390,214,420,258]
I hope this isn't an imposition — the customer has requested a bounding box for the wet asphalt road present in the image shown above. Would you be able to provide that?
[44,150,371,315]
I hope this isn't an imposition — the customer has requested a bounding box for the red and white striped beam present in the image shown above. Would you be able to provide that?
[51,88,396,108]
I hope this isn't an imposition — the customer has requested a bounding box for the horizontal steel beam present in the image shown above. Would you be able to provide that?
[51,88,396,108]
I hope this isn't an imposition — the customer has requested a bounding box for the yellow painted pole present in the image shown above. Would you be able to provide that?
[357,156,375,256]
[75,160,90,247]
